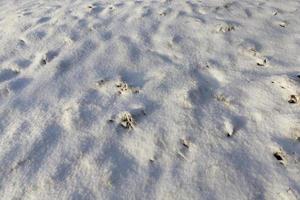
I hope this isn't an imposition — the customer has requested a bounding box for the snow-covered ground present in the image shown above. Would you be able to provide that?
[0,0,299,199]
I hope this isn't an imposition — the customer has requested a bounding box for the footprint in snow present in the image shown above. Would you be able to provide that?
[273,150,286,165]
[177,137,193,160]
[0,87,9,101]
[36,16,51,24]
[288,95,298,104]
[239,45,268,67]
[0,69,20,83]
[95,78,140,95]
[116,81,140,95]
[39,50,60,66]
[279,21,288,28]
[108,108,146,131]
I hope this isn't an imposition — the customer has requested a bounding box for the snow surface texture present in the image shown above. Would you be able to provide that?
[0,0,300,199]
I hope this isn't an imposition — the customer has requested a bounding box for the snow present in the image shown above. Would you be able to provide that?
[0,0,300,199]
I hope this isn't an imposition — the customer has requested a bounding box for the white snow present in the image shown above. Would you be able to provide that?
[0,0,300,199]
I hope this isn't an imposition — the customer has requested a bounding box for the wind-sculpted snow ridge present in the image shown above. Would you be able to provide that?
[0,0,299,199]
